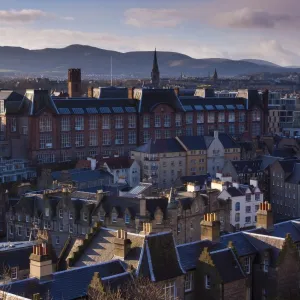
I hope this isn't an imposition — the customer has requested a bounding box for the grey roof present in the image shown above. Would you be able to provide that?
[218,133,239,149]
[259,155,282,170]
[210,249,245,283]
[176,136,208,150]
[231,160,263,174]
[5,260,129,300]
[98,87,129,99]
[226,187,243,197]
[286,164,300,184]
[135,138,185,154]
[278,159,300,174]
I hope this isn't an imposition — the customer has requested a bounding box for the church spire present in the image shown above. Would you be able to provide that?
[212,68,218,82]
[151,48,160,88]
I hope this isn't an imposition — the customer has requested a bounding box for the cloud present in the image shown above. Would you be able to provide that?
[0,9,47,23]
[124,8,184,28]
[215,7,299,29]
[61,16,74,21]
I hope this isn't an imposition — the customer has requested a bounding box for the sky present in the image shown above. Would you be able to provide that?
[0,0,300,66]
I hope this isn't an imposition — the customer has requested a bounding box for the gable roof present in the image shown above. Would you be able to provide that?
[100,157,135,169]
[135,138,185,154]
[226,187,243,197]
[137,232,185,282]
[176,136,207,150]
[218,133,239,149]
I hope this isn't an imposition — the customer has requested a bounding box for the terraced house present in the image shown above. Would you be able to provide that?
[0,61,267,164]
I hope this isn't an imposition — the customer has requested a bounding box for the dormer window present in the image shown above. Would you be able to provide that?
[59,209,63,219]
[112,212,117,223]
[263,257,269,272]
[124,213,130,224]
[244,257,251,274]
[69,211,73,219]
[205,275,211,289]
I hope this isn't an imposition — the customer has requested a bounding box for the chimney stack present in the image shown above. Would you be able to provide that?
[68,68,82,98]
[114,229,131,259]
[30,242,53,280]
[142,222,153,235]
[88,86,94,98]
[256,201,273,231]
[128,87,135,99]
[200,213,220,242]
[174,87,180,96]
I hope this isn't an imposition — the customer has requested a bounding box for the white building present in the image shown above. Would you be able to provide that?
[100,156,140,188]
[212,177,263,231]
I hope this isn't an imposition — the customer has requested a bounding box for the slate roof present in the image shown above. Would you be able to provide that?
[218,133,239,149]
[272,148,296,158]
[136,89,185,113]
[0,91,24,114]
[176,136,208,150]
[137,232,185,282]
[98,87,129,99]
[279,159,300,174]
[180,174,208,186]
[231,160,263,174]
[73,228,144,270]
[286,164,300,184]
[135,138,185,154]
[226,187,243,197]
[210,248,245,283]
[100,157,134,169]
[4,260,130,300]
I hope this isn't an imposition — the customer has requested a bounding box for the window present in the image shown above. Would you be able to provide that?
[175,114,181,127]
[61,133,71,148]
[164,130,171,139]
[39,117,52,132]
[239,124,245,134]
[44,221,51,230]
[39,134,52,149]
[61,117,70,131]
[155,130,161,139]
[252,122,261,136]
[75,116,84,130]
[205,275,211,289]
[186,127,193,136]
[143,115,150,128]
[69,224,73,233]
[75,133,84,147]
[115,115,124,129]
[125,213,130,224]
[114,131,123,145]
[128,115,136,128]
[235,202,240,211]
[69,211,73,219]
[252,110,261,122]
[102,132,111,145]
[11,267,17,280]
[163,282,176,300]
[80,212,88,221]
[26,227,30,237]
[88,116,97,130]
[55,236,60,245]
[218,112,225,122]
[45,208,50,217]
[102,115,110,129]
[245,216,251,223]
[197,125,204,136]
[164,114,171,127]
[89,131,98,146]
[128,131,136,144]
[246,194,251,202]
[143,131,150,143]
[263,257,269,272]
[76,151,85,160]
[197,112,204,123]
[184,272,193,292]
[155,115,161,127]
[59,209,63,218]
[0,117,5,132]
[59,222,63,232]
[244,256,251,274]
[228,111,235,122]
[255,205,259,212]
[229,124,235,134]
[26,215,30,223]
[10,117,17,132]
[0,100,4,114]
[235,213,240,222]
[22,126,28,135]
[239,112,245,122]
[208,112,215,123]
[246,206,251,213]
[112,212,117,223]
[255,193,260,201]
[186,113,193,125]
[17,214,21,221]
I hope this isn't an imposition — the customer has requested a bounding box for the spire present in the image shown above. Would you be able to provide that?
[151,48,160,88]
[212,68,218,82]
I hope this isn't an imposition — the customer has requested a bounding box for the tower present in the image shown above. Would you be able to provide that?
[68,68,82,97]
[151,48,160,88]
[212,68,218,82]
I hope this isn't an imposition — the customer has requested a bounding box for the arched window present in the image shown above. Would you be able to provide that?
[235,202,240,211]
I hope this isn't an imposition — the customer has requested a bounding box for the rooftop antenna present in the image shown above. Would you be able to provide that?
[110,56,113,86]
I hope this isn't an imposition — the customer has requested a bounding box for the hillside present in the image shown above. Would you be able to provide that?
[0,44,298,77]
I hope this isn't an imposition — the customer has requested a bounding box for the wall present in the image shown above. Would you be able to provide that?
[207,137,225,176]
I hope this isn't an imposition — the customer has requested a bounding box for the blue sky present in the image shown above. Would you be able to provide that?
[0,0,300,66]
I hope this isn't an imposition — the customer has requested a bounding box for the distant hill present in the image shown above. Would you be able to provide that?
[0,44,299,77]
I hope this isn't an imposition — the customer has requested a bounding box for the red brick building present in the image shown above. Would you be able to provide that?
[1,68,268,164]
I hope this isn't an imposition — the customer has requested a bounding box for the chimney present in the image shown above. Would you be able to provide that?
[128,87,135,99]
[30,243,53,280]
[88,86,94,98]
[256,202,273,231]
[96,190,104,203]
[200,213,220,242]
[114,229,131,258]
[68,68,82,97]
[142,222,153,235]
[174,87,180,96]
